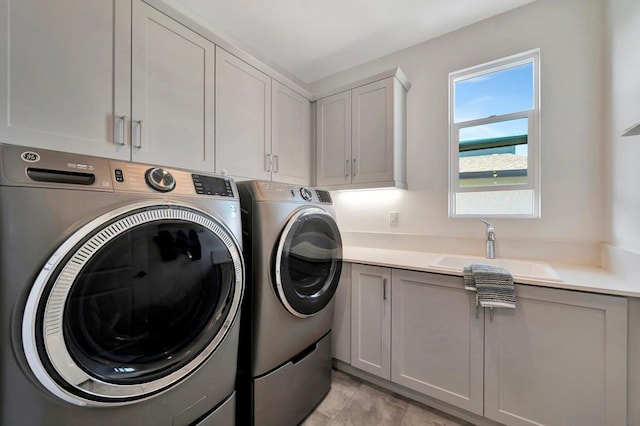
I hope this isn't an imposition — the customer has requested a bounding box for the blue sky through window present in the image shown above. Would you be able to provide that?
[454,62,533,143]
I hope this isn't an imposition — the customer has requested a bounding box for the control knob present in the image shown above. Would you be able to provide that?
[299,187,313,201]
[145,168,176,192]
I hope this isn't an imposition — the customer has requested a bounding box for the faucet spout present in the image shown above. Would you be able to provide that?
[479,220,496,259]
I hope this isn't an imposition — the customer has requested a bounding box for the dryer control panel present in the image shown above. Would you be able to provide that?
[252,181,333,204]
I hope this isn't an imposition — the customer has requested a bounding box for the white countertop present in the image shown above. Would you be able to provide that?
[343,246,640,298]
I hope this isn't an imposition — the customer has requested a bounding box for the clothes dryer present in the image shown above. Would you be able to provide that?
[236,181,342,426]
[0,144,244,425]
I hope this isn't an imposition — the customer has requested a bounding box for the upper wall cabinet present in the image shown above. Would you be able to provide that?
[0,0,131,160]
[316,75,408,190]
[0,0,215,172]
[131,1,215,171]
[271,80,311,185]
[215,48,271,181]
[316,91,351,187]
[216,48,310,184]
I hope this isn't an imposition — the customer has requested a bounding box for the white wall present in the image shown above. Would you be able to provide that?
[605,0,640,255]
[312,0,606,261]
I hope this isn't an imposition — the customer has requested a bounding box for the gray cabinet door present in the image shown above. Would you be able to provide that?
[391,270,484,415]
[331,263,351,363]
[271,80,310,185]
[484,284,628,426]
[351,264,391,379]
[351,78,395,185]
[0,0,131,159]
[215,47,271,180]
[131,0,215,172]
[316,91,352,186]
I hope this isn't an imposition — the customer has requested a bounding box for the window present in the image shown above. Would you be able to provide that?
[449,49,540,217]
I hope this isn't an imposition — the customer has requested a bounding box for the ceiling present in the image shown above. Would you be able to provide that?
[174,0,535,85]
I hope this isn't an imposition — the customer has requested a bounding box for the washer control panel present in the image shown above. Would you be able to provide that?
[0,144,238,198]
[108,160,236,198]
[192,174,234,197]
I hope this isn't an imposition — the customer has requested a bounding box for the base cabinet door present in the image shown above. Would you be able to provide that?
[391,270,484,415]
[484,285,628,426]
[351,264,391,379]
[332,263,351,363]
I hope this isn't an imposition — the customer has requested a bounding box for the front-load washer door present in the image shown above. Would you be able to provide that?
[22,201,244,406]
[274,207,342,318]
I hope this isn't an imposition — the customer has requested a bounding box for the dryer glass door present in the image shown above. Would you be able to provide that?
[274,207,342,317]
[23,202,244,406]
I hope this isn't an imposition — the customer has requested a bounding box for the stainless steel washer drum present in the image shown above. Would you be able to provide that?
[22,200,244,407]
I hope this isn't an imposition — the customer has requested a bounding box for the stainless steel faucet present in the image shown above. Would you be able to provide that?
[479,220,495,259]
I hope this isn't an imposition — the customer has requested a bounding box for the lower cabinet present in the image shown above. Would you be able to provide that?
[337,263,629,426]
[391,269,484,415]
[331,263,351,363]
[483,284,628,426]
[350,264,391,379]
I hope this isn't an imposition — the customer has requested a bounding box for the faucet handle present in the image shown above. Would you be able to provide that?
[479,219,492,228]
[479,219,495,240]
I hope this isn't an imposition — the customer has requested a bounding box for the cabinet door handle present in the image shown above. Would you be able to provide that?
[382,278,387,300]
[345,159,350,177]
[352,158,357,176]
[132,120,143,148]
[273,155,279,173]
[265,154,272,172]
[114,116,125,145]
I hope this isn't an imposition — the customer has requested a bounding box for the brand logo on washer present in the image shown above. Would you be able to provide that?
[21,151,40,163]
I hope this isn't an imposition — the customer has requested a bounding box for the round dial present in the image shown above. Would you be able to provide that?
[145,168,176,192]
[299,187,313,201]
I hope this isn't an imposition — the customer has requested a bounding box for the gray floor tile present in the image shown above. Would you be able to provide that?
[331,383,409,426]
[301,411,333,426]
[314,371,361,419]
[307,369,472,426]
[401,404,468,426]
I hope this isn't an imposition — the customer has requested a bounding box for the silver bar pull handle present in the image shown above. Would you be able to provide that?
[273,155,279,173]
[345,159,350,177]
[475,294,479,319]
[352,158,357,176]
[383,278,387,300]
[114,116,125,145]
[265,154,272,172]
[132,120,143,148]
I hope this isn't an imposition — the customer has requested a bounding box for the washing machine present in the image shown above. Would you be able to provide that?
[0,144,245,425]
[236,181,342,426]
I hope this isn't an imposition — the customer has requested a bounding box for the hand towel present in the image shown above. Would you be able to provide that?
[466,264,516,309]
[463,266,476,290]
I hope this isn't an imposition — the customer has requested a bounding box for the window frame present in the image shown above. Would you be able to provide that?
[448,49,541,218]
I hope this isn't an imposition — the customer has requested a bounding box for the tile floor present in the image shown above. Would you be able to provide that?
[301,369,473,426]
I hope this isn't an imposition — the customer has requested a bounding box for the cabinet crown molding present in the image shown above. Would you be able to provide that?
[311,67,411,101]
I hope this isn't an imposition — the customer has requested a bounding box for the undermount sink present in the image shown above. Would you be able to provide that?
[430,255,562,282]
